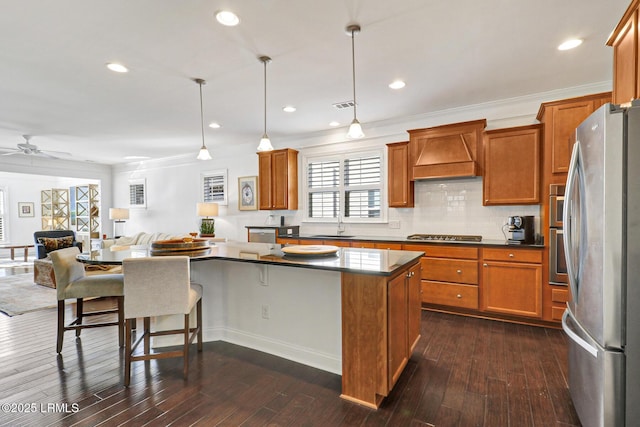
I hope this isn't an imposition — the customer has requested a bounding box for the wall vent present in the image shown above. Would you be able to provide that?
[332,100,355,110]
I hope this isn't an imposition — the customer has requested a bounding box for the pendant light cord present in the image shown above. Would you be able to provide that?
[199,80,206,147]
[351,28,357,120]
[264,59,268,136]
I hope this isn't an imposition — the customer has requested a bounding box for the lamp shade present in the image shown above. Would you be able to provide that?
[109,208,130,221]
[196,202,218,217]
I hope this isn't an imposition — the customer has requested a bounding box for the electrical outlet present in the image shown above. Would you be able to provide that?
[389,220,400,229]
[261,304,270,319]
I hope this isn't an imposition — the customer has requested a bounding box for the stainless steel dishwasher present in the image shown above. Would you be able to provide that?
[248,228,277,243]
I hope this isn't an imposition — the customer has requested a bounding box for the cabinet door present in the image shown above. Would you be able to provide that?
[387,273,408,389]
[482,261,542,318]
[610,10,638,105]
[387,142,414,207]
[483,125,540,205]
[549,101,596,174]
[407,263,422,353]
[271,150,289,209]
[258,153,273,210]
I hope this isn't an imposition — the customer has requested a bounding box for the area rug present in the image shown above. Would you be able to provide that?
[0,273,56,316]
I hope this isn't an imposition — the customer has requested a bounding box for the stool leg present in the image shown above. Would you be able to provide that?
[197,299,203,352]
[117,296,124,348]
[183,313,189,379]
[56,301,65,353]
[75,298,83,337]
[124,318,133,387]
[143,317,151,355]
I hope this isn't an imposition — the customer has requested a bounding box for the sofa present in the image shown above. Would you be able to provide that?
[101,232,182,250]
[34,230,83,259]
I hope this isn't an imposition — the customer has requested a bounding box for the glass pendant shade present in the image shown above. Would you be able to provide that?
[257,134,274,152]
[197,145,212,160]
[347,118,364,139]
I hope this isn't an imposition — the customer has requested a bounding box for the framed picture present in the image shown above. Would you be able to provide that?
[238,176,258,211]
[18,202,34,217]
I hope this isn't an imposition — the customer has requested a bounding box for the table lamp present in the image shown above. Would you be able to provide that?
[109,208,129,238]
[196,202,218,237]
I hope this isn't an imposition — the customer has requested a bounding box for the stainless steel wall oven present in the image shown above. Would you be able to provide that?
[549,184,568,285]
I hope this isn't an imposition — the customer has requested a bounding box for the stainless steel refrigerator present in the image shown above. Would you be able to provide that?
[562,103,640,427]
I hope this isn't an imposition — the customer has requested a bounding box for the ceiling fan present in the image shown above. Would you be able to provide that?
[0,135,71,159]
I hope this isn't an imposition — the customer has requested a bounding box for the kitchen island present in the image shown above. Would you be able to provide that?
[79,242,424,409]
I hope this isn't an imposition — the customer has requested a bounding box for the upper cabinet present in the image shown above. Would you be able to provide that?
[483,124,541,205]
[607,0,640,105]
[536,93,611,178]
[387,142,414,208]
[408,119,486,180]
[257,148,298,210]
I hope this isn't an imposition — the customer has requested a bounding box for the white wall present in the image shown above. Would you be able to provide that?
[0,156,111,244]
[111,83,609,241]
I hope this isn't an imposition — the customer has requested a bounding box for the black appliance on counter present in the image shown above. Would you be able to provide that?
[507,215,535,244]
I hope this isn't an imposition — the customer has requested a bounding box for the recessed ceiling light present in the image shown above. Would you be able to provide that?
[106,63,128,73]
[329,121,340,127]
[558,39,583,51]
[216,10,240,26]
[283,106,296,113]
[389,80,406,89]
[208,122,221,129]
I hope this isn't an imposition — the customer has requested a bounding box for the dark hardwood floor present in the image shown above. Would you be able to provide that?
[0,301,580,426]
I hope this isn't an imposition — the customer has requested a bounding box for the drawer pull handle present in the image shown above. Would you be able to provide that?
[509,253,514,258]
[456,294,462,299]
[456,269,462,274]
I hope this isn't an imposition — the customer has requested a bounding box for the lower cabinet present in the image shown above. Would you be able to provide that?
[341,260,421,408]
[481,248,543,318]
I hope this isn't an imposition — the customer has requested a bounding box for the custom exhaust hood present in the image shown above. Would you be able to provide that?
[408,119,486,180]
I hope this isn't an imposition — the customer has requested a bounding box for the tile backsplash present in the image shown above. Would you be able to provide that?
[394,177,541,240]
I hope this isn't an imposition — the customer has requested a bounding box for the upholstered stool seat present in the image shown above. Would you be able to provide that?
[122,256,202,386]
[49,247,125,353]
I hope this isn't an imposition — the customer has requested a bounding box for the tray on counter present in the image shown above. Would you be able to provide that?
[281,245,339,257]
[150,239,211,256]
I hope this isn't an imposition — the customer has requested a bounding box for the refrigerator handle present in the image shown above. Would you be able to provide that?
[562,310,598,358]
[564,141,580,300]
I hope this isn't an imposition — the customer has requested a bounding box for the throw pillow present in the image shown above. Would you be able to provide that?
[38,236,74,252]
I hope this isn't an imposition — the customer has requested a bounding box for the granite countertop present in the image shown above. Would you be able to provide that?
[281,234,544,248]
[78,242,424,277]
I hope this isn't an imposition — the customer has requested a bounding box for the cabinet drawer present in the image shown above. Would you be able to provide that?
[551,306,566,321]
[551,287,570,303]
[421,258,478,284]
[421,281,478,310]
[374,242,403,250]
[483,247,542,263]
[403,244,478,259]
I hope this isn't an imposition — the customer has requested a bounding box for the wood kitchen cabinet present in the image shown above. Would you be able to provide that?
[607,0,640,105]
[482,247,543,318]
[257,148,298,210]
[341,260,421,408]
[483,124,541,205]
[537,93,611,177]
[404,244,479,310]
[408,119,486,180]
[387,141,414,208]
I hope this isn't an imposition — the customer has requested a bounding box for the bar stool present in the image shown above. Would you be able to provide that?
[49,247,124,353]
[122,256,203,386]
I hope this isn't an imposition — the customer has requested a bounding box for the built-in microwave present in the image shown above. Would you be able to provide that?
[549,184,567,285]
[549,184,565,228]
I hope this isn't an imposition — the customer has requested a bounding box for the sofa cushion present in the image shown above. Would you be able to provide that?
[37,236,74,252]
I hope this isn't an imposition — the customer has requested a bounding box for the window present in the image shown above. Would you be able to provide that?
[201,170,228,205]
[0,188,5,241]
[129,178,146,208]
[304,150,385,223]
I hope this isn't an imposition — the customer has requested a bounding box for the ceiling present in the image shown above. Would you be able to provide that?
[0,0,630,165]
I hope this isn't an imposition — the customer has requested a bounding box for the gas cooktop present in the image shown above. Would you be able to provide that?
[406,234,482,242]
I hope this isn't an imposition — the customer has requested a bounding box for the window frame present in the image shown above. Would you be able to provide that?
[201,169,228,205]
[0,187,6,242]
[302,148,387,224]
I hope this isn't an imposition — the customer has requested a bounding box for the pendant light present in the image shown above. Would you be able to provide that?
[346,24,364,139]
[194,78,212,160]
[257,55,274,152]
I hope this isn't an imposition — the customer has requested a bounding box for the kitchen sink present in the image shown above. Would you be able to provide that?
[311,234,355,239]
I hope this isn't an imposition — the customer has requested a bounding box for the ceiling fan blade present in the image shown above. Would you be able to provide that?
[41,149,72,157]
[33,151,59,159]
[1,151,21,156]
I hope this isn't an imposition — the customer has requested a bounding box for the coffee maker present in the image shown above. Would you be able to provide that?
[507,216,535,244]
